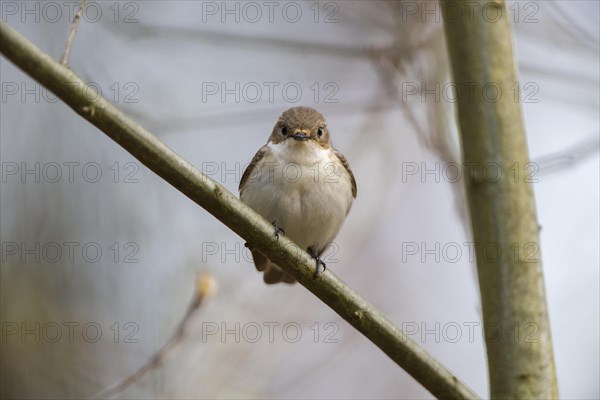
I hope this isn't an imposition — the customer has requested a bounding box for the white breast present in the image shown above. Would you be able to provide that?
[240,140,354,253]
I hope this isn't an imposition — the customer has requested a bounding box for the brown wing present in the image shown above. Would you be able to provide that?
[333,148,357,198]
[239,145,269,195]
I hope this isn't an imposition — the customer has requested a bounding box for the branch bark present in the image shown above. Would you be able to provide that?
[0,22,479,399]
[441,1,558,398]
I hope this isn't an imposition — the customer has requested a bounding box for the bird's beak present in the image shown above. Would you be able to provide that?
[291,130,310,141]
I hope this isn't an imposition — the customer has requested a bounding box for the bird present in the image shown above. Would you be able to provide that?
[239,106,357,284]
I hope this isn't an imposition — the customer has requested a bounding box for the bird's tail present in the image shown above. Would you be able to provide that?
[251,250,296,284]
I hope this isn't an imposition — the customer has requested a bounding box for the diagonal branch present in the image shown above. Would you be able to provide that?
[0,22,479,400]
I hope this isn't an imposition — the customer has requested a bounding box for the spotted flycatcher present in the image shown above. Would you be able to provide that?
[239,106,357,284]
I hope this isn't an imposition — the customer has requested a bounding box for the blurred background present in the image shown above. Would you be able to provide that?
[1,1,598,398]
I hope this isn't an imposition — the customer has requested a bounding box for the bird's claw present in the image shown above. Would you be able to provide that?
[272,220,285,241]
[310,253,326,280]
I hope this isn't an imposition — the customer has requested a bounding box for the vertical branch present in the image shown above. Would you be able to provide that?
[60,0,86,65]
[441,0,558,398]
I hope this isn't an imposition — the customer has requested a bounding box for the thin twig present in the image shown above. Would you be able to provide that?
[533,133,600,175]
[90,273,216,399]
[60,0,86,65]
[0,22,480,400]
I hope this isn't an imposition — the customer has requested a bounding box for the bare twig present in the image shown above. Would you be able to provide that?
[0,22,480,400]
[534,133,600,175]
[60,0,86,65]
[90,273,216,399]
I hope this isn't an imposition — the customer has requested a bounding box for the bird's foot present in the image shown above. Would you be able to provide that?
[308,247,326,280]
[271,220,285,241]
[312,257,326,280]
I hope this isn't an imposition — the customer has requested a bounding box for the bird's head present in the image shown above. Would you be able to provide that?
[268,106,331,149]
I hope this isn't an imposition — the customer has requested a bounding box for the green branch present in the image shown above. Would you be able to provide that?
[441,1,558,398]
[0,22,479,399]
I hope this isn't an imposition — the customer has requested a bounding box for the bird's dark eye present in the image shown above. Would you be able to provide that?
[317,127,324,137]
[280,125,288,136]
